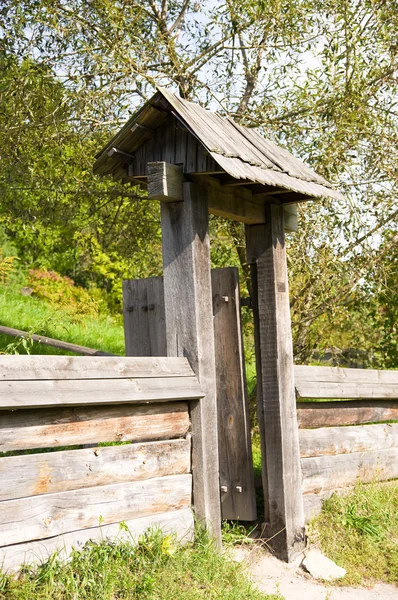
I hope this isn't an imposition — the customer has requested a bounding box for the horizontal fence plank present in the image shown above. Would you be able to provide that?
[0,507,194,573]
[299,423,398,458]
[301,448,398,494]
[0,377,203,410]
[294,366,398,399]
[0,474,192,547]
[303,480,398,524]
[296,400,398,428]
[0,439,190,501]
[295,365,398,385]
[0,356,194,381]
[0,402,189,453]
[296,381,398,400]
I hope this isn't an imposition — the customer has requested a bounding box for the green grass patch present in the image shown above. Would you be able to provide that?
[0,529,282,600]
[0,287,124,356]
[309,481,398,586]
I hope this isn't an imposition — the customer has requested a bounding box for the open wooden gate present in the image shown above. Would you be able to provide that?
[123,267,256,521]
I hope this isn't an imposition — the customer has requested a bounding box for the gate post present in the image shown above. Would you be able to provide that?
[246,204,305,562]
[161,181,221,544]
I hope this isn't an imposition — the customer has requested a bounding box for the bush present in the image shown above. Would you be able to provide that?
[28,269,99,317]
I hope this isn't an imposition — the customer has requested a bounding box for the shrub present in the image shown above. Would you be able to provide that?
[28,269,98,317]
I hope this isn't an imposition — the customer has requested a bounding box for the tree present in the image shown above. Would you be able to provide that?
[1,0,397,363]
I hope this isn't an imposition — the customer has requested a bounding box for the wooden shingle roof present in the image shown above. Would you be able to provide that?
[94,88,343,203]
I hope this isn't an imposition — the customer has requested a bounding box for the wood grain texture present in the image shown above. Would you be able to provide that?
[299,423,398,458]
[123,277,167,357]
[301,448,398,494]
[0,376,203,409]
[0,402,189,453]
[0,438,191,501]
[296,400,398,428]
[0,356,193,380]
[295,365,398,384]
[296,381,398,400]
[294,365,398,399]
[161,181,221,544]
[212,267,256,521]
[147,162,184,202]
[0,474,192,547]
[246,205,305,562]
[0,508,194,573]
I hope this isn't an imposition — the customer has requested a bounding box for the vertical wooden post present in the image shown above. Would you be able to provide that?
[161,181,221,543]
[246,204,305,562]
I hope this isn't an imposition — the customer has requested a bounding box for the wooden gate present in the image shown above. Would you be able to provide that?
[123,267,256,521]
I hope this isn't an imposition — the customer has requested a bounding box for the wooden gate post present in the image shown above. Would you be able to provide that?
[161,181,221,544]
[246,204,305,562]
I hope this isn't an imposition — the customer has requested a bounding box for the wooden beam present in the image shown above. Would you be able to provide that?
[0,355,193,380]
[299,422,398,458]
[0,439,190,502]
[296,400,398,428]
[245,205,305,562]
[161,181,221,544]
[0,376,203,410]
[0,402,190,453]
[0,325,115,357]
[0,474,192,547]
[283,204,298,233]
[301,447,398,494]
[147,161,184,202]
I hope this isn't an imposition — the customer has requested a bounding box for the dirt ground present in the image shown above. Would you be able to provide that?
[232,547,398,600]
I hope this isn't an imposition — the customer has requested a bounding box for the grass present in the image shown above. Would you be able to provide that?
[0,286,125,356]
[0,528,282,600]
[309,480,398,586]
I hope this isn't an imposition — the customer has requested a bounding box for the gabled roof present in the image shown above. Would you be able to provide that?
[94,88,343,202]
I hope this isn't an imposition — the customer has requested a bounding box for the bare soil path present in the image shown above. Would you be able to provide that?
[232,547,398,600]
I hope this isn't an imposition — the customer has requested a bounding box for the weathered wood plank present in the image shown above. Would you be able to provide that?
[0,508,194,573]
[0,474,192,547]
[123,277,167,357]
[295,380,398,400]
[212,267,256,521]
[0,402,189,453]
[0,376,203,409]
[301,448,398,494]
[295,365,398,385]
[296,400,398,428]
[147,162,184,202]
[161,181,221,544]
[245,206,305,562]
[0,356,193,380]
[0,439,190,501]
[299,423,398,458]
[282,204,298,233]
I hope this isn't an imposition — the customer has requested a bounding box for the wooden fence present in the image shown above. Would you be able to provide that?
[0,356,202,571]
[294,365,398,521]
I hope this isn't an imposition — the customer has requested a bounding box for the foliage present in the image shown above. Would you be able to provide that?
[28,269,99,317]
[309,481,398,585]
[0,286,125,356]
[0,528,279,600]
[0,251,18,285]
[0,0,397,363]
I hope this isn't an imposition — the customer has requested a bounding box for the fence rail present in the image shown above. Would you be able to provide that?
[0,356,199,571]
[294,365,398,522]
